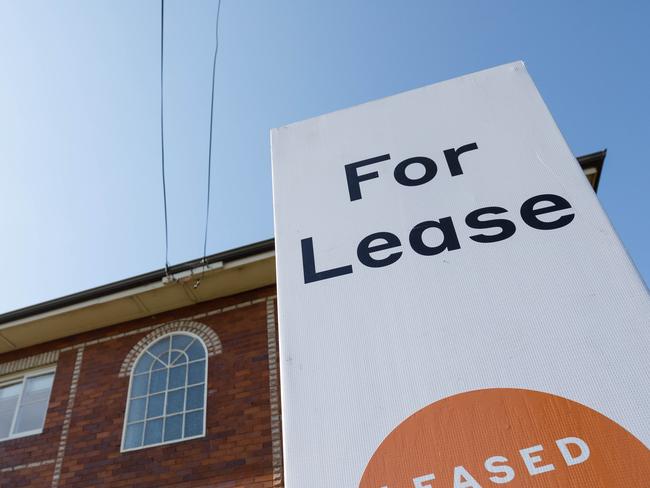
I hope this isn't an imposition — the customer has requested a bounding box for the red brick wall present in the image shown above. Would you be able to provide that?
[0,285,282,488]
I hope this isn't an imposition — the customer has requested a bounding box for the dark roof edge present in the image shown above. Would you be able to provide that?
[577,149,607,192]
[0,238,275,326]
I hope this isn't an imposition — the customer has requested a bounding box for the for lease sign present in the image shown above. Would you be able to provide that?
[271,62,650,487]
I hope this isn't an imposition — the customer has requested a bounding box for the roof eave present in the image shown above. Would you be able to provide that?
[0,239,276,354]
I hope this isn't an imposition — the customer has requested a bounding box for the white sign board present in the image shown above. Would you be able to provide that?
[271,62,650,487]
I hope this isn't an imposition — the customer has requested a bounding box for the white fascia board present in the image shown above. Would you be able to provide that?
[0,251,276,332]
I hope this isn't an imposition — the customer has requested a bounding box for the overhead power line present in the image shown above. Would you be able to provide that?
[159,0,223,283]
[160,0,170,276]
[201,1,223,267]
[195,0,222,288]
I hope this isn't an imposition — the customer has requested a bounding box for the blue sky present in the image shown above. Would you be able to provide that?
[0,0,648,313]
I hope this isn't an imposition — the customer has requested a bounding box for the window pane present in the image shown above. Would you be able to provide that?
[186,340,205,361]
[163,414,182,442]
[146,393,164,419]
[168,365,186,390]
[14,400,48,433]
[134,353,155,374]
[124,422,144,449]
[184,410,203,437]
[188,361,205,385]
[0,383,21,400]
[0,384,21,434]
[150,358,167,371]
[149,369,167,394]
[0,409,13,439]
[155,351,170,366]
[166,389,184,415]
[127,398,146,422]
[143,418,163,445]
[131,374,148,397]
[172,334,193,351]
[23,374,53,393]
[147,337,170,359]
[186,384,204,411]
[168,350,183,365]
[21,373,54,404]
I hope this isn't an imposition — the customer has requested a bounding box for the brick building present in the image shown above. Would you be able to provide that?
[0,152,605,487]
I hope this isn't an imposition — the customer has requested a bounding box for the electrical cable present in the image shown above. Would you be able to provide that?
[195,0,222,288]
[160,0,171,276]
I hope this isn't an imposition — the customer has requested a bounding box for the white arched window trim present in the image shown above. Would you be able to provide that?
[121,331,208,452]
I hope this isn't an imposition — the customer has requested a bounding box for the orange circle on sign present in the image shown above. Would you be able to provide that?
[360,388,649,487]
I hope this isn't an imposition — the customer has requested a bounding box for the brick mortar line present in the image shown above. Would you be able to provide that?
[266,297,283,487]
[0,458,55,473]
[51,346,84,488]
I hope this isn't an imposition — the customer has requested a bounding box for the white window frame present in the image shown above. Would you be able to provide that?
[0,366,57,443]
[120,331,208,453]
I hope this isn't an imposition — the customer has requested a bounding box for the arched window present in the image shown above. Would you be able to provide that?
[122,333,207,451]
